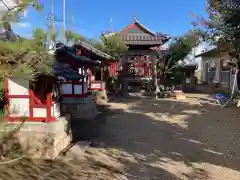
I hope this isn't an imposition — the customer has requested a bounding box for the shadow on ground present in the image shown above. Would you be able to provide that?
[78,93,240,179]
[1,92,240,180]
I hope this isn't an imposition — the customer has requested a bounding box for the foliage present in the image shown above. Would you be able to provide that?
[65,30,86,43]
[0,0,55,160]
[106,76,119,92]
[157,31,200,82]
[0,1,54,90]
[64,30,128,60]
[0,0,43,27]
[92,40,108,53]
[192,0,240,90]
[99,35,128,59]
[65,30,102,48]
[0,30,54,89]
[193,0,240,62]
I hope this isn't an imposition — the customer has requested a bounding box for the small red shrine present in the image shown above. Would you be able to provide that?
[75,41,119,91]
[5,78,57,122]
[4,43,101,122]
[2,43,104,159]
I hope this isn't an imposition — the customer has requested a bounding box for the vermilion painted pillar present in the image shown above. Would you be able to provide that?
[89,69,92,89]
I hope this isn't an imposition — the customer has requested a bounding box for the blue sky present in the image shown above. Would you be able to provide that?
[13,0,208,39]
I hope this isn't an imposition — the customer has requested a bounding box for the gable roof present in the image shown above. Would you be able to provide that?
[104,19,170,38]
[104,19,170,46]
[120,20,157,36]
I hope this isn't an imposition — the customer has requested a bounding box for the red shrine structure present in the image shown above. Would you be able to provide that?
[1,31,118,159]
[4,43,105,122]
[75,41,119,91]
[2,42,116,159]
[104,18,170,87]
[4,41,118,122]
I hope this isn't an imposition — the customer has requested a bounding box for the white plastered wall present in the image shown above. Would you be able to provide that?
[8,78,30,117]
[200,53,238,91]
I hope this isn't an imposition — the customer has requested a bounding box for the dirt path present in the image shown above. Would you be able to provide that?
[1,93,240,180]
[85,93,240,180]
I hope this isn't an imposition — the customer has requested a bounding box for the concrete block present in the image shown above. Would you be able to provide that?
[60,95,99,120]
[0,116,72,160]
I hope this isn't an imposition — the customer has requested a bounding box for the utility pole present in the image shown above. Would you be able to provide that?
[51,0,55,33]
[109,17,113,32]
[62,0,66,43]
[70,10,74,31]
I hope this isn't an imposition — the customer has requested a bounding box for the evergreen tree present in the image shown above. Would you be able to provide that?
[157,31,201,82]
[0,0,54,90]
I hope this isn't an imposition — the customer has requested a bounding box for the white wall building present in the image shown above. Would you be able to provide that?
[182,42,214,68]
[196,48,237,90]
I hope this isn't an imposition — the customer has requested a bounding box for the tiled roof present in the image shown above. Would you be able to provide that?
[53,61,85,80]
[55,43,102,66]
[120,20,156,36]
[75,40,113,60]
[104,19,170,39]
[103,20,170,46]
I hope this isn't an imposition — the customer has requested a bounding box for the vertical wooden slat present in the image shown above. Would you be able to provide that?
[81,66,84,95]
[72,81,75,95]
[101,65,104,81]
[89,69,92,89]
[5,79,9,115]
[46,93,52,121]
[29,90,34,120]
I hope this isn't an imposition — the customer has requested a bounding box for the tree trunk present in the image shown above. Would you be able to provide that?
[119,56,128,96]
[158,60,166,85]
[151,56,160,98]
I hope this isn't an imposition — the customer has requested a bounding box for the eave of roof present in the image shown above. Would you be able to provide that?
[174,64,198,69]
[195,48,219,58]
[53,61,85,80]
[75,41,114,60]
[55,44,102,66]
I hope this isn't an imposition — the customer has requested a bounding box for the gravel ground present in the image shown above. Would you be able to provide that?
[1,93,240,180]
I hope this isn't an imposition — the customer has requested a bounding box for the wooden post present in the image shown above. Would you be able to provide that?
[81,66,84,95]
[46,93,52,121]
[120,56,128,96]
[101,64,104,81]
[89,68,92,89]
